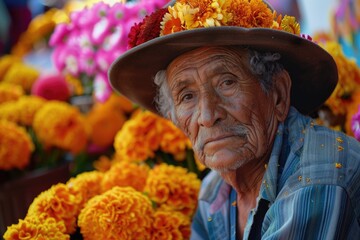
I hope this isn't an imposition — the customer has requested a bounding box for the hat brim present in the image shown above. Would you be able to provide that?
[109,27,338,115]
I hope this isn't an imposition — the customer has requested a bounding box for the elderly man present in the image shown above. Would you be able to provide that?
[109,0,360,239]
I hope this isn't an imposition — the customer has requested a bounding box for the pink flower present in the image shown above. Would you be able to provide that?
[93,73,112,103]
[101,26,124,51]
[32,72,70,101]
[49,23,72,47]
[79,49,96,76]
[351,106,360,141]
[91,18,112,45]
[300,33,313,41]
[108,2,126,22]
[95,49,116,73]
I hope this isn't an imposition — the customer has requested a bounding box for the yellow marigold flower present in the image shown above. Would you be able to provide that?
[66,171,104,208]
[27,183,81,234]
[33,101,88,154]
[158,118,191,161]
[321,41,360,115]
[0,82,24,104]
[87,101,126,147]
[2,62,40,92]
[0,55,21,80]
[226,0,252,27]
[114,111,162,162]
[3,215,69,240]
[16,95,46,126]
[78,186,153,240]
[0,101,20,123]
[65,74,84,95]
[0,120,34,170]
[151,210,191,240]
[280,15,300,35]
[145,164,201,217]
[93,155,112,172]
[101,161,150,192]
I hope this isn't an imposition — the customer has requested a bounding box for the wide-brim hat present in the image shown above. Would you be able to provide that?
[109,8,338,115]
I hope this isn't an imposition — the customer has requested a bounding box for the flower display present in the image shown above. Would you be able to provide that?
[129,0,301,48]
[27,184,81,234]
[0,101,20,123]
[151,210,191,239]
[0,55,21,79]
[31,73,71,101]
[66,171,104,208]
[0,83,24,104]
[145,164,201,216]
[16,95,47,126]
[33,101,88,154]
[0,120,34,170]
[86,96,127,148]
[320,41,360,116]
[78,186,154,240]
[352,106,360,141]
[101,161,150,192]
[49,0,170,101]
[3,215,69,240]
[2,62,40,92]
[114,110,191,163]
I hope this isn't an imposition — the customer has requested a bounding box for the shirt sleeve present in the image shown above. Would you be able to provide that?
[261,184,360,239]
[190,205,210,240]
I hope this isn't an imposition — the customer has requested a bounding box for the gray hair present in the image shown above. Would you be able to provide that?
[154,49,284,119]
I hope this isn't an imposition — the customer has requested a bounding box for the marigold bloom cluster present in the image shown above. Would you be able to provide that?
[151,210,191,240]
[0,55,21,79]
[2,62,40,92]
[114,111,191,162]
[86,97,127,148]
[66,171,104,208]
[101,161,150,192]
[0,120,34,170]
[3,215,69,240]
[129,0,301,47]
[16,95,47,126]
[321,41,360,115]
[33,101,88,154]
[27,184,81,234]
[78,186,154,240]
[145,164,201,216]
[0,83,24,104]
[0,101,20,123]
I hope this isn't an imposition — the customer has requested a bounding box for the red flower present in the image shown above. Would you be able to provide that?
[128,8,168,48]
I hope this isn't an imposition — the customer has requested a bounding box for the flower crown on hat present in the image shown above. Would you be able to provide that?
[128,0,308,48]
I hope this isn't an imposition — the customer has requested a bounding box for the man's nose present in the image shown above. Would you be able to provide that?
[197,93,225,127]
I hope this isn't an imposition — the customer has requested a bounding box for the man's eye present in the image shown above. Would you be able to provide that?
[222,79,235,86]
[181,93,193,102]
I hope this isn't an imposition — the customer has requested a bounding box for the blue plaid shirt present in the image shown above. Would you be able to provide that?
[191,107,360,239]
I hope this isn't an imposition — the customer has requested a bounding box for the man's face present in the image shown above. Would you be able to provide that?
[166,47,281,172]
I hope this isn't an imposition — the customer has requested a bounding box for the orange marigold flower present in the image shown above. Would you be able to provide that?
[158,118,191,160]
[226,0,252,27]
[3,214,69,240]
[145,164,201,217]
[66,171,104,208]
[151,210,191,240]
[27,183,81,234]
[0,82,24,104]
[114,111,162,162]
[0,101,20,123]
[33,101,88,154]
[78,186,153,240]
[2,62,40,92]
[93,155,112,172]
[106,93,135,113]
[248,0,273,28]
[0,120,34,170]
[16,95,46,126]
[101,161,150,192]
[280,15,300,34]
[87,101,126,148]
[0,55,21,79]
[321,41,360,115]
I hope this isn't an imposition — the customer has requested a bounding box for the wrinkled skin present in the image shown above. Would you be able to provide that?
[167,47,290,174]
[166,46,291,238]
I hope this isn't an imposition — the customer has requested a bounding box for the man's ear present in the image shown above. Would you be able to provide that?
[272,69,291,122]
